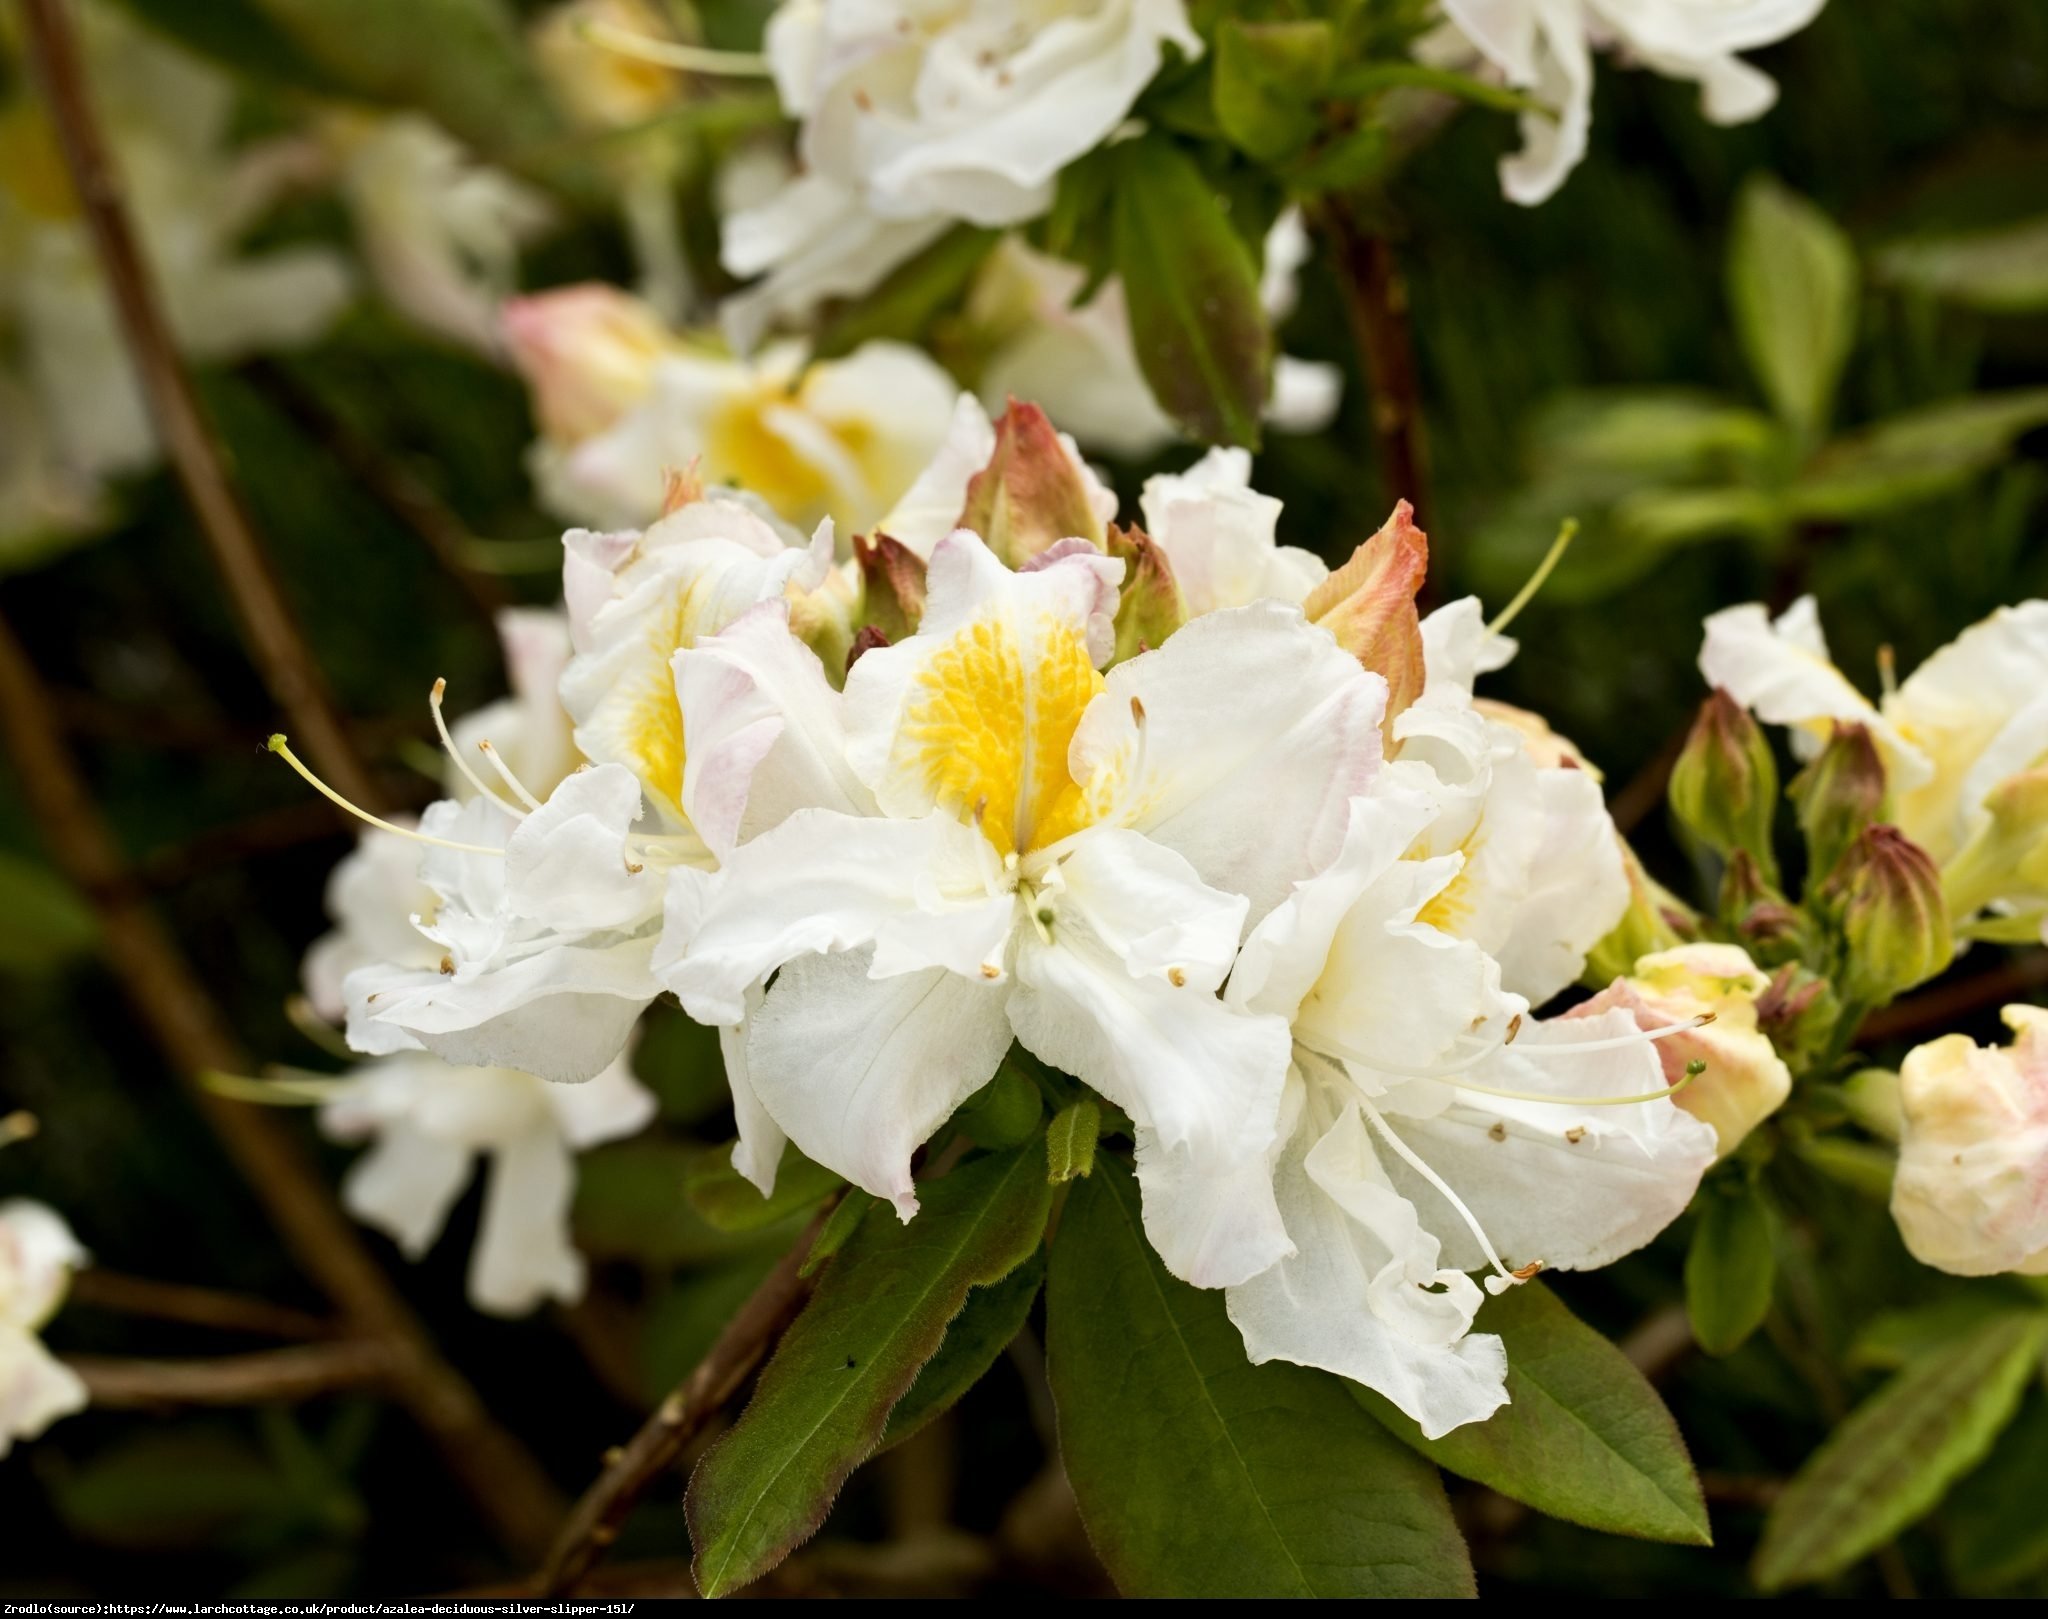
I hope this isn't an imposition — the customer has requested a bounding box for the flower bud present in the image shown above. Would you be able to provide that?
[1753,963,1839,1071]
[1575,944,1792,1157]
[1891,1005,2048,1275]
[533,1,687,132]
[853,532,927,644]
[1790,721,1888,885]
[1940,766,2048,920]
[956,399,1107,566]
[1301,500,1428,736]
[1669,688,1780,881]
[1819,824,1953,1007]
[786,560,861,684]
[501,283,671,443]
[1106,524,1183,661]
[1719,848,1808,963]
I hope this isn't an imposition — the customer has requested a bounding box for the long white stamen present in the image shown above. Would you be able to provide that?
[478,738,545,812]
[1326,1015,1711,1088]
[1450,1064,1703,1108]
[1356,1087,1525,1294]
[1517,1015,1712,1056]
[1488,517,1578,636]
[430,679,525,816]
[268,735,503,855]
[578,20,771,75]
[201,1068,353,1106]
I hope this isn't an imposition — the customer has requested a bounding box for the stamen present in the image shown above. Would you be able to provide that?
[0,1110,38,1148]
[430,679,525,816]
[1520,1015,1711,1056]
[1448,1063,1704,1108]
[1356,1087,1527,1294]
[201,1068,353,1107]
[1488,517,1578,636]
[267,735,503,856]
[478,739,545,812]
[1877,644,1899,700]
[578,19,771,75]
[285,996,355,1060]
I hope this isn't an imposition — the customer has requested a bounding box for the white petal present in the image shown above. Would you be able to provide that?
[340,1124,474,1259]
[0,1326,89,1454]
[469,1128,583,1315]
[547,1054,658,1150]
[1489,763,1629,1006]
[747,948,1013,1218]
[0,1202,87,1331]
[876,393,995,558]
[722,984,789,1198]
[1072,602,1387,921]
[504,764,656,934]
[656,808,1013,1025]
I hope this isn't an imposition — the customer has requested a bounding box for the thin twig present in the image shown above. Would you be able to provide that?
[539,1204,835,1596]
[1858,949,2048,1046]
[0,606,563,1558]
[243,360,508,625]
[66,1341,392,1408]
[1610,726,1689,838]
[1320,204,1433,541]
[68,1269,337,1341]
[19,0,384,813]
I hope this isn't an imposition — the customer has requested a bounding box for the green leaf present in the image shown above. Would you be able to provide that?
[1045,1098,1101,1184]
[685,1143,844,1234]
[1877,217,2048,314]
[799,1191,876,1279]
[575,1141,813,1264]
[1791,1137,1896,1201]
[1112,135,1272,449]
[1753,1312,2048,1591]
[1685,1180,1777,1356]
[1786,389,2048,521]
[1046,1158,1472,1598]
[1214,20,1332,162]
[1327,60,1554,117]
[1728,176,1859,440]
[110,0,344,93]
[881,1250,1045,1452]
[1357,1281,1710,1546]
[1943,1389,2048,1594]
[953,1066,1043,1150]
[0,851,98,975]
[812,226,1000,361]
[686,1145,1053,1597]
[1850,1291,2038,1373]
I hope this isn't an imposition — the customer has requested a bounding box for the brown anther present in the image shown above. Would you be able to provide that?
[439,955,455,976]
[1168,967,1187,988]
[1510,1260,1545,1281]
[972,794,989,824]
[1565,1126,1586,1144]
[980,964,1001,980]
[1488,1121,1507,1142]
[1505,1014,1524,1043]
[625,860,644,875]
[1694,1011,1718,1027]
[431,677,447,699]
[1130,696,1147,726]
[853,87,874,111]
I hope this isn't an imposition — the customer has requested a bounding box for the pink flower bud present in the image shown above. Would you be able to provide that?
[501,283,671,443]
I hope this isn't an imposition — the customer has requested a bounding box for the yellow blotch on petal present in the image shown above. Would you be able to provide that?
[901,613,1102,858]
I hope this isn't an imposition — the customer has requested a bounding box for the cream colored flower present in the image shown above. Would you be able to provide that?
[0,1199,88,1455]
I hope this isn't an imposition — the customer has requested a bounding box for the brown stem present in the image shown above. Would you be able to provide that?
[243,359,508,626]
[18,0,383,813]
[1321,204,1433,541]
[66,1341,393,1408]
[1857,950,2048,1046]
[68,1270,338,1341]
[0,607,563,1558]
[539,1205,834,1596]
[1610,726,1690,838]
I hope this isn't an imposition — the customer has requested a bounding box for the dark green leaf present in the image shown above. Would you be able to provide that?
[687,1145,1053,1597]
[1046,1098,1101,1184]
[1357,1281,1710,1546]
[642,1253,785,1404]
[954,1066,1043,1150]
[1328,60,1553,116]
[1047,1158,1472,1598]
[0,851,99,975]
[1214,20,1332,162]
[1754,1313,2048,1591]
[574,1140,815,1263]
[685,1143,843,1234]
[799,1191,876,1279]
[1943,1389,2048,1593]
[881,1249,1044,1452]
[1728,175,1859,440]
[813,226,1000,361]
[1113,135,1272,449]
[1686,1180,1777,1356]
[1850,1290,2038,1372]
[111,0,343,93]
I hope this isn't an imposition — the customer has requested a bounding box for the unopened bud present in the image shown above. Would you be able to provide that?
[1819,825,1953,1007]
[1670,688,1779,881]
[1790,722,1887,884]
[533,0,688,132]
[501,283,670,443]
[1106,524,1183,661]
[786,560,861,682]
[1941,765,2048,920]
[1301,500,1428,737]
[1719,848,1807,963]
[853,533,928,644]
[1753,963,1839,1071]
[956,399,1108,566]
[1892,1005,2048,1275]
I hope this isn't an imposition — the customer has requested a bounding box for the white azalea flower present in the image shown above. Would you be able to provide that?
[1892,1005,2048,1278]
[659,532,1389,1287]
[721,0,1201,339]
[503,283,960,533]
[320,1049,654,1315]
[970,216,1343,460]
[330,113,551,359]
[1441,0,1828,205]
[1138,448,1328,618]
[448,608,580,805]
[0,1199,89,1456]
[340,767,665,1085]
[1701,596,2048,915]
[0,4,350,490]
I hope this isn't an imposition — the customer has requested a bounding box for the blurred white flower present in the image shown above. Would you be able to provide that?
[1441,0,1827,204]
[1892,1005,2048,1277]
[321,1050,653,1315]
[0,1199,88,1456]
[503,282,959,533]
[721,0,1200,340]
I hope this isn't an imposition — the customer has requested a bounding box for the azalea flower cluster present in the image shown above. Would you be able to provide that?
[280,395,1748,1435]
